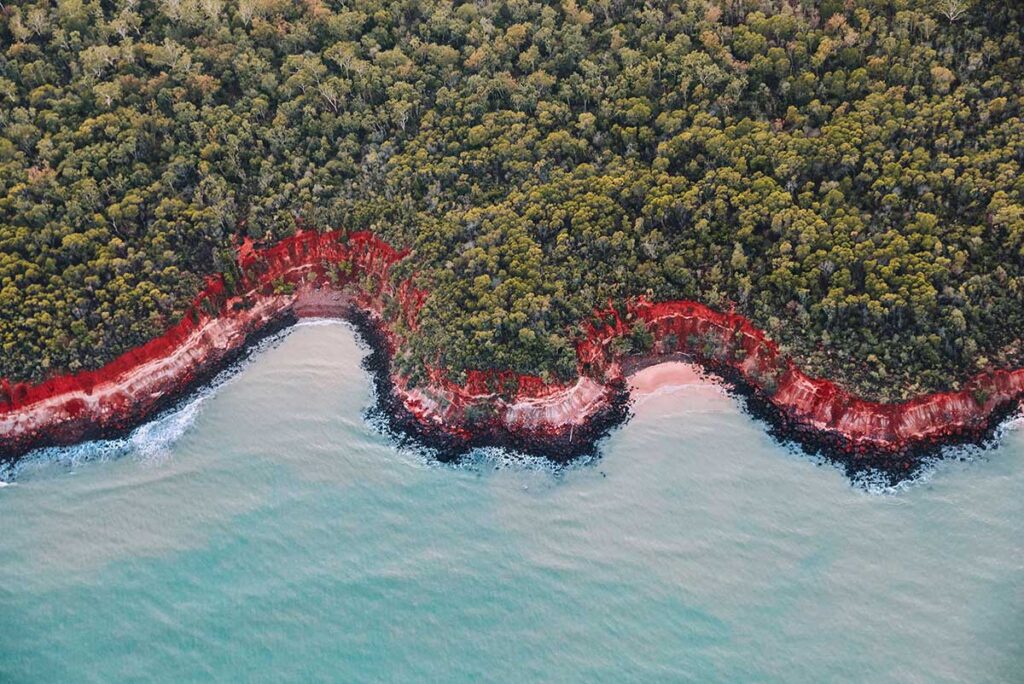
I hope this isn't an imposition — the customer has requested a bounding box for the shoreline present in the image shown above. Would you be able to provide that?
[5,313,1012,485]
[2,230,1023,482]
[627,361,722,397]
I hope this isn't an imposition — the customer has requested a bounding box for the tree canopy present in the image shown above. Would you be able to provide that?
[1,0,1022,400]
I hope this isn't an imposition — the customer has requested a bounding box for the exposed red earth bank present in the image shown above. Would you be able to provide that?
[2,229,1023,463]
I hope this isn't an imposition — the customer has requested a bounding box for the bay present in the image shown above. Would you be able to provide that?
[1,321,1021,683]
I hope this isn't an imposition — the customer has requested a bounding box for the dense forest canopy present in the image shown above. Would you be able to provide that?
[1,0,1022,400]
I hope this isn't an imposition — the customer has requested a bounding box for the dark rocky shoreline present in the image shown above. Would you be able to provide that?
[697,359,1018,485]
[349,307,632,464]
[3,304,1018,486]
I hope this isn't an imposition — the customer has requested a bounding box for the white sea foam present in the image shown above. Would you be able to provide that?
[294,317,350,329]
[6,312,1019,492]
[450,445,598,476]
[6,391,211,481]
[3,324,301,482]
[848,442,995,495]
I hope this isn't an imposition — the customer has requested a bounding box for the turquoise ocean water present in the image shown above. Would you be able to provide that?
[1,321,1022,683]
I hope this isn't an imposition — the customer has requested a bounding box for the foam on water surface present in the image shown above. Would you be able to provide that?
[0,324,307,484]
[2,320,1023,683]
[2,319,1021,492]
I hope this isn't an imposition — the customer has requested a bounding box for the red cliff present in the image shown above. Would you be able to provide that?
[0,230,412,457]
[583,299,1024,455]
[2,230,1022,463]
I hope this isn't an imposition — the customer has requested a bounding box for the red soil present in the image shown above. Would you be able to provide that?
[0,230,413,455]
[2,230,1022,460]
[584,300,1024,453]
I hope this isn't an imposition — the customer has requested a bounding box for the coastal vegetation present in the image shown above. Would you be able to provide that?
[1,0,1022,401]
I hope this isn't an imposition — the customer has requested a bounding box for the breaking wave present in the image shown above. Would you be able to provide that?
[0,325,302,483]
[3,315,1019,491]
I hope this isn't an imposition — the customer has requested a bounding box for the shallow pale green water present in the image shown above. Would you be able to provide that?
[1,321,1022,683]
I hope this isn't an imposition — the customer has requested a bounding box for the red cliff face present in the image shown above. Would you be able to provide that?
[2,231,1022,462]
[583,299,1024,455]
[0,230,411,456]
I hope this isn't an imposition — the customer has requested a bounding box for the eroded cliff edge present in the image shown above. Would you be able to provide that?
[2,230,1022,475]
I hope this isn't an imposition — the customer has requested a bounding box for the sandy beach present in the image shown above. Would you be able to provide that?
[627,361,725,398]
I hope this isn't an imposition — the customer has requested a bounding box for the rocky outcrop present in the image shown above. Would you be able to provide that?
[2,230,1022,471]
